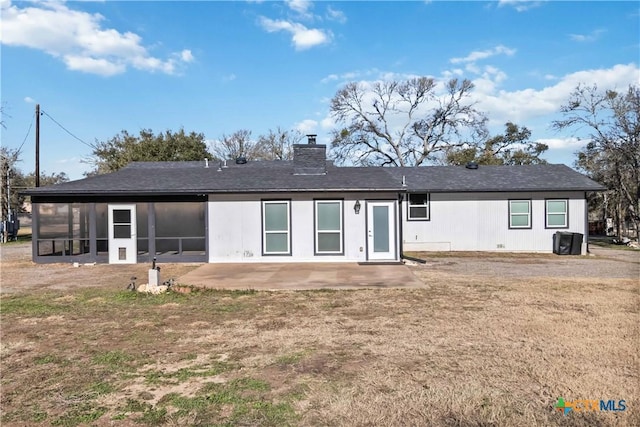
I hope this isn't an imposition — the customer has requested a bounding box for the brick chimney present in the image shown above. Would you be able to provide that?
[293,135,326,175]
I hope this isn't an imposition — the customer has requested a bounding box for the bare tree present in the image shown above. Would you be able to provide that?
[1,147,21,221]
[213,129,261,161]
[330,77,487,166]
[255,127,303,161]
[553,84,640,241]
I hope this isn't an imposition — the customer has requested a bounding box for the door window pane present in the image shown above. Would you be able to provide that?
[373,206,389,252]
[113,210,131,224]
[113,224,131,238]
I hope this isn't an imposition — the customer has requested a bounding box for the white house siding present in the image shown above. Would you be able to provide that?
[208,192,398,263]
[401,191,587,253]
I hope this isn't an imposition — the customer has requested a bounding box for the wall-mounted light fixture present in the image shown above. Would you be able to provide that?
[354,200,361,214]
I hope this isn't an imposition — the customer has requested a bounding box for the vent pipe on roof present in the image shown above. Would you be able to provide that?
[205,158,209,168]
[306,134,317,145]
[402,175,407,187]
[465,161,479,170]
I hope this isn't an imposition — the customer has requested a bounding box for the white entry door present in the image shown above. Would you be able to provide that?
[366,201,396,260]
[108,204,137,264]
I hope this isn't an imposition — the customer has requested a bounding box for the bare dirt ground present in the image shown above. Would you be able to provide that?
[0,242,638,426]
[0,243,200,294]
[1,241,637,293]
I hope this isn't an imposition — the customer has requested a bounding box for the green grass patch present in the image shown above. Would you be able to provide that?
[144,361,235,385]
[138,406,167,425]
[91,381,116,395]
[92,350,135,371]
[151,377,297,426]
[34,353,67,365]
[122,398,149,413]
[0,294,71,316]
[51,403,106,427]
[276,351,306,366]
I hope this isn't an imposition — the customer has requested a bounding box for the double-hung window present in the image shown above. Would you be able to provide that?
[315,200,343,254]
[262,201,291,255]
[546,199,568,228]
[509,200,531,229]
[408,193,430,220]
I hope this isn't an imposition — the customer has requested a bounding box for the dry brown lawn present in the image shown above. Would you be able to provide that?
[0,245,638,426]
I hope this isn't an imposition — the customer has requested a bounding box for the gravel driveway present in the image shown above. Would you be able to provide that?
[415,246,639,280]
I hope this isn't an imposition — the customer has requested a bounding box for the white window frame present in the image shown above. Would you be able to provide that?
[407,193,430,221]
[314,200,343,255]
[546,199,568,229]
[509,199,531,229]
[262,200,291,255]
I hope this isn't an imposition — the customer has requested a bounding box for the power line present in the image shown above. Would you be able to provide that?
[40,109,95,149]
[16,110,35,155]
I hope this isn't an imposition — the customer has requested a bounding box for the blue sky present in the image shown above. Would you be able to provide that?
[1,0,638,180]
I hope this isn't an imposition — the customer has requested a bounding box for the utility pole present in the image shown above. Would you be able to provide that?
[35,103,40,187]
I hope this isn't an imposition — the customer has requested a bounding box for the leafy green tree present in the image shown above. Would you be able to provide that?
[446,122,548,166]
[553,84,640,241]
[330,77,488,166]
[87,128,213,175]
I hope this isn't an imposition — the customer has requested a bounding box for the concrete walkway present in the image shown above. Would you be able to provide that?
[177,262,425,290]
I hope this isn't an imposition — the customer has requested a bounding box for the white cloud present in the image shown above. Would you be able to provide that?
[450,45,516,64]
[24,96,36,104]
[0,0,194,76]
[286,0,313,16]
[471,63,640,124]
[320,116,334,130]
[259,17,330,50]
[295,119,318,133]
[320,69,423,85]
[497,1,543,12]
[180,49,194,62]
[570,29,605,43]
[64,54,126,76]
[326,6,347,24]
[537,137,587,150]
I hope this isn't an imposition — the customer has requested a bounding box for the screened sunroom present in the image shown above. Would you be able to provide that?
[31,196,207,264]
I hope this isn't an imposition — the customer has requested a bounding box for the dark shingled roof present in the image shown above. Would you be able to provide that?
[387,164,606,192]
[24,161,605,197]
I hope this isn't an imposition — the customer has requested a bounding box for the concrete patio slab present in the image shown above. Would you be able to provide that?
[177,262,424,290]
